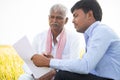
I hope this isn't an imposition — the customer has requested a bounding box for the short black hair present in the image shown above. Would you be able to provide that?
[71,0,102,21]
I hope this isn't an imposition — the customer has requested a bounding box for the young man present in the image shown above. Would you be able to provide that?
[32,0,120,80]
[19,4,84,80]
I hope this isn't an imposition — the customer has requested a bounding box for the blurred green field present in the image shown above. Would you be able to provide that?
[0,45,24,80]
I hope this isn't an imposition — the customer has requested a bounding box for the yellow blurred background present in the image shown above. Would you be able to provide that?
[0,45,24,80]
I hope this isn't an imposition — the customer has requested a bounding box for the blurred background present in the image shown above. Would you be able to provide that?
[0,0,120,45]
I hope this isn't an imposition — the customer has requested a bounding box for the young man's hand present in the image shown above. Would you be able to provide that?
[31,54,50,67]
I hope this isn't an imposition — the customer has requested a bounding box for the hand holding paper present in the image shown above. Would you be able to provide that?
[13,36,52,78]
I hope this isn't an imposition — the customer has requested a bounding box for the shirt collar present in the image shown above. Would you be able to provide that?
[84,21,101,37]
[52,29,65,44]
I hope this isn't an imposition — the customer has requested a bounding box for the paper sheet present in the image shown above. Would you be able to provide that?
[13,36,52,78]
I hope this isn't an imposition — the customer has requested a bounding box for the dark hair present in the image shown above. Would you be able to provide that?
[71,0,102,21]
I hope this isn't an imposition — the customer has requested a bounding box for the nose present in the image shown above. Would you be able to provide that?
[52,17,58,23]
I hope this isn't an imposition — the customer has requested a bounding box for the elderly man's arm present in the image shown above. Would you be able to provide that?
[36,69,56,80]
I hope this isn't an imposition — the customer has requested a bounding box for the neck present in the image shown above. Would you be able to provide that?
[52,31,60,45]
[52,29,63,45]
[52,29,62,38]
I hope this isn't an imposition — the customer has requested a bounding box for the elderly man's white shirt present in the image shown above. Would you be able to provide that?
[32,29,85,59]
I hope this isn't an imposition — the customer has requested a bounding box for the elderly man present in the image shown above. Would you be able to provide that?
[19,3,84,80]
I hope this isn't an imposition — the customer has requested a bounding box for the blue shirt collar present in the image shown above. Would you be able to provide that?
[84,21,101,37]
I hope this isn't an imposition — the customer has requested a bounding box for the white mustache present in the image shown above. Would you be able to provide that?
[51,23,59,27]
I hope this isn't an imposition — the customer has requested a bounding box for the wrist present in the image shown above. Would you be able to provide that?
[51,69,57,75]
[46,58,51,67]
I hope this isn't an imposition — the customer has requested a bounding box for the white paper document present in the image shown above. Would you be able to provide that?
[13,36,52,78]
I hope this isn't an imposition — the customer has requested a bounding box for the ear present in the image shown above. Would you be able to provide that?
[48,15,50,20]
[87,10,94,20]
[65,17,68,24]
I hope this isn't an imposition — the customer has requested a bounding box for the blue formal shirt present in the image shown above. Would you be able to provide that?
[50,21,120,80]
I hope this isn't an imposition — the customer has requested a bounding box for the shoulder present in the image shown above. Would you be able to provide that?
[66,30,84,44]
[34,30,48,41]
[93,23,114,35]
[66,29,83,39]
[66,29,85,41]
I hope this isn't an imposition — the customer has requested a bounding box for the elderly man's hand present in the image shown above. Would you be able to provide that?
[43,53,54,58]
[31,54,50,67]
[37,69,56,80]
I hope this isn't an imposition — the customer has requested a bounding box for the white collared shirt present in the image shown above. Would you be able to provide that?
[32,29,85,59]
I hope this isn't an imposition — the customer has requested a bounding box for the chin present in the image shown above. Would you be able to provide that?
[76,29,83,33]
[76,29,79,32]
[77,30,80,32]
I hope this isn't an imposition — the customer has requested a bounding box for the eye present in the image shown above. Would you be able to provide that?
[50,15,55,19]
[74,14,78,18]
[49,15,64,20]
[56,16,64,20]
